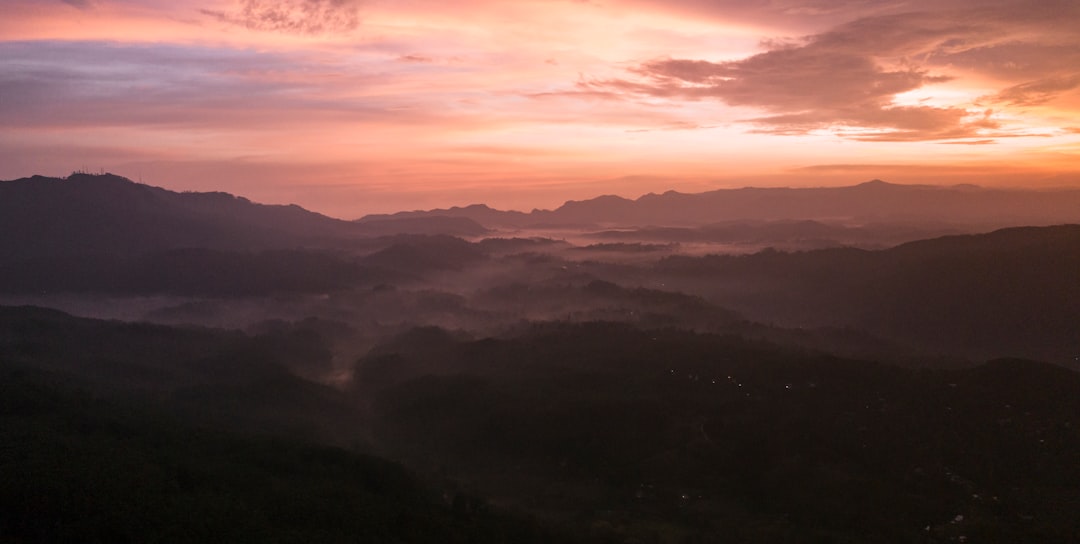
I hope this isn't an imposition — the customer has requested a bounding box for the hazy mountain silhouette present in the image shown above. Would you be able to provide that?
[359,180,1080,229]
[4,172,1080,543]
[590,219,967,249]
[360,235,487,273]
[355,211,493,236]
[359,203,533,228]
[657,224,1080,366]
[0,173,374,261]
[0,173,494,263]
[0,174,500,295]
[0,248,385,296]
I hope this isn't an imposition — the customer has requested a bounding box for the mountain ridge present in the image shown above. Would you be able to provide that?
[358,180,1080,229]
[0,173,488,261]
[0,173,367,260]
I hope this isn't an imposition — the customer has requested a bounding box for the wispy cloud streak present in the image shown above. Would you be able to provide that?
[201,0,361,35]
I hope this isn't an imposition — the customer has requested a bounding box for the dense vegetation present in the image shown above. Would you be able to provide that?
[360,322,1080,543]
[656,225,1080,365]
[0,366,571,544]
[3,307,1077,542]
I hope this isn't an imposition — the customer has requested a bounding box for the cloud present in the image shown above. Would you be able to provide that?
[938,139,997,145]
[993,74,1080,106]
[625,121,715,133]
[201,0,361,35]
[587,46,984,140]
[626,0,1079,35]
[0,41,404,130]
[398,54,434,63]
[60,0,96,9]
[583,1,1080,141]
[628,51,945,111]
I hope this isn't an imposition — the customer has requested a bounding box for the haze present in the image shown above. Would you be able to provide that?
[4,3,1080,541]
[3,0,1080,216]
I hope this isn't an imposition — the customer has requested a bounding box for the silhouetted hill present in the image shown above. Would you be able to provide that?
[353,215,491,237]
[591,220,966,249]
[356,322,1080,542]
[657,224,1080,366]
[360,235,487,273]
[0,173,378,262]
[0,174,501,295]
[360,204,533,229]
[0,306,584,543]
[358,180,1080,229]
[470,279,743,332]
[0,305,366,443]
[475,237,569,254]
[0,248,386,296]
[0,173,496,265]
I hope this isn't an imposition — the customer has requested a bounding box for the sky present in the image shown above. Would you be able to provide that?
[2,0,1080,218]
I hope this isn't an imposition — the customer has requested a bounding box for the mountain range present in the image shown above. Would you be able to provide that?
[3,171,1080,541]
[8,174,1079,251]
[359,179,1080,229]
[0,173,486,263]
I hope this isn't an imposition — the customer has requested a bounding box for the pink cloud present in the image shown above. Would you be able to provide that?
[582,0,1080,141]
[994,74,1080,106]
[200,0,362,35]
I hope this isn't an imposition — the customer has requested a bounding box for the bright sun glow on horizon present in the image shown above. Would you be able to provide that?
[2,0,1079,218]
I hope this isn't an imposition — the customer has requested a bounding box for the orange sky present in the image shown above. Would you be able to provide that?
[2,0,1079,218]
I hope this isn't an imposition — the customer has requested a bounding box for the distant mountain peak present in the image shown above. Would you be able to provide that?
[560,194,630,206]
[357,179,1078,229]
[66,172,127,180]
[857,179,893,187]
[62,172,145,187]
[637,189,683,201]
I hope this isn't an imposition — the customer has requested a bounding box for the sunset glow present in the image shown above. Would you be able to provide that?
[3,0,1080,217]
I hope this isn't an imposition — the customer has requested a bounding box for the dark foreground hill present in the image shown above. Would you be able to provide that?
[3,306,1078,542]
[0,306,574,543]
[357,322,1080,543]
[0,369,571,544]
[0,304,363,442]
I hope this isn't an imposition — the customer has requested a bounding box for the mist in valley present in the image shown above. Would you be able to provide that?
[7,0,1080,538]
[3,174,1079,542]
